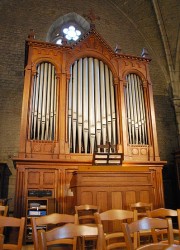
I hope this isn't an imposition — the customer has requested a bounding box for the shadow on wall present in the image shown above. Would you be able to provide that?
[0,163,12,204]
[163,163,179,209]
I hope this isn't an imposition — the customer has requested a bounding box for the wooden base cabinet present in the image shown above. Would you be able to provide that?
[13,159,77,219]
[13,159,165,223]
[70,163,166,212]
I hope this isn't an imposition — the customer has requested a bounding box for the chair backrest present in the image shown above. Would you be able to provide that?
[0,206,8,234]
[94,209,138,250]
[38,223,104,250]
[147,208,180,244]
[136,243,177,250]
[95,209,138,231]
[0,216,25,250]
[75,204,100,225]
[165,245,180,250]
[129,202,153,219]
[122,217,174,250]
[0,206,8,216]
[31,213,75,250]
[0,234,4,250]
[147,208,177,218]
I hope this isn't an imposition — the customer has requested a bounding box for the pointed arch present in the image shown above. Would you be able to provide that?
[46,12,90,44]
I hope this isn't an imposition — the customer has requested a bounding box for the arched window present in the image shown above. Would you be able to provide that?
[46,12,90,44]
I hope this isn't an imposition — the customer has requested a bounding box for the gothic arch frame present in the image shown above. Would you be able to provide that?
[46,12,90,44]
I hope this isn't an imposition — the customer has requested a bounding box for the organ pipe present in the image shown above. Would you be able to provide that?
[72,61,78,152]
[94,59,101,151]
[68,57,117,154]
[83,58,89,153]
[77,58,83,153]
[125,73,148,145]
[29,62,57,141]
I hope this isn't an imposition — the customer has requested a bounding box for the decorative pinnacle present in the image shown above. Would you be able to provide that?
[141,48,149,58]
[115,44,122,54]
[28,29,35,39]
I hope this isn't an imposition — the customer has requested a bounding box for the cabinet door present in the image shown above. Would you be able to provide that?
[27,169,56,189]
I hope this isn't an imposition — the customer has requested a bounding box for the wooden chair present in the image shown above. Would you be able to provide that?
[129,202,153,219]
[75,204,100,225]
[165,245,180,249]
[136,243,180,250]
[147,208,180,244]
[0,206,8,234]
[0,206,8,216]
[0,216,25,250]
[122,217,174,250]
[75,204,100,249]
[31,213,75,250]
[0,234,4,250]
[38,223,104,250]
[129,202,153,244]
[94,209,138,250]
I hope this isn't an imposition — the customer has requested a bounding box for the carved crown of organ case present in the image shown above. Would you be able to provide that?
[18,25,160,163]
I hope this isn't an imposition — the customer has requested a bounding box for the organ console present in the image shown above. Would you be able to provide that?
[13,24,166,218]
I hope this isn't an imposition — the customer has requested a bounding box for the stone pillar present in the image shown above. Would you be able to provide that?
[173,98,180,147]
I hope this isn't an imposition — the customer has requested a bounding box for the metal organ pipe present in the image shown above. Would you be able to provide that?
[100,61,107,148]
[88,58,96,153]
[125,73,148,145]
[29,62,57,141]
[77,59,83,153]
[45,64,51,140]
[68,67,73,151]
[94,59,101,151]
[68,57,117,154]
[72,61,78,153]
[109,71,117,146]
[82,58,89,153]
[105,64,112,149]
[50,65,56,140]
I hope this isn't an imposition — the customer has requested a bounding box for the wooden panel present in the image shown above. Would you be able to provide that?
[125,191,136,207]
[42,171,55,187]
[81,191,93,204]
[111,191,123,209]
[96,191,108,212]
[71,165,165,210]
[139,190,151,203]
[48,198,56,214]
[27,171,41,187]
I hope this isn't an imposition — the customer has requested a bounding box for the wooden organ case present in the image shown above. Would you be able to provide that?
[13,25,166,218]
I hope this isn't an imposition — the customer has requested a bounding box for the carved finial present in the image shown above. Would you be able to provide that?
[28,29,35,39]
[115,44,122,54]
[141,48,149,58]
[83,9,100,26]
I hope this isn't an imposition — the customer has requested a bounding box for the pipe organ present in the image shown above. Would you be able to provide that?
[13,25,166,218]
